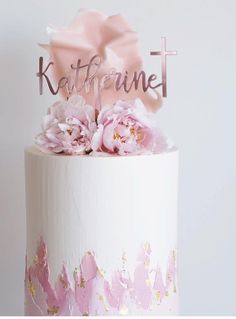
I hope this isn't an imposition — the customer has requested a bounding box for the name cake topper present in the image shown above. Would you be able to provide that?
[35,11,177,156]
[37,37,176,99]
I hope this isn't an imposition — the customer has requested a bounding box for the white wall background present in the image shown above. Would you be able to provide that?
[0,0,236,315]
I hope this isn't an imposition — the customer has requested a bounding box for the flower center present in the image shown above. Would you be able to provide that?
[113,132,121,140]
[136,129,143,142]
[130,127,135,136]
[112,126,143,144]
[67,128,73,135]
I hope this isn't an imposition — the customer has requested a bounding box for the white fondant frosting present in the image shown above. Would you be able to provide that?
[25,146,178,315]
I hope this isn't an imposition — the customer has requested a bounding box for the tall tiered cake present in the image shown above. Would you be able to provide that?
[25,9,178,316]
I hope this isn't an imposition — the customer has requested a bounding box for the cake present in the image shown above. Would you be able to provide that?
[25,9,178,316]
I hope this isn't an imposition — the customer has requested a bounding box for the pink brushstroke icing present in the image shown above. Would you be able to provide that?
[25,239,177,315]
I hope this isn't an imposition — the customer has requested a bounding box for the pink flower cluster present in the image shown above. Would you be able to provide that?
[36,96,167,156]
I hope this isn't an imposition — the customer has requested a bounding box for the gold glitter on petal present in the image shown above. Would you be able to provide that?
[47,306,59,315]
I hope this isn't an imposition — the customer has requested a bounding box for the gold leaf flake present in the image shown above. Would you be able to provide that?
[73,267,78,283]
[145,278,151,287]
[28,280,36,298]
[33,255,38,265]
[122,252,127,263]
[155,291,161,301]
[60,275,68,289]
[99,295,109,312]
[144,242,150,252]
[119,305,129,315]
[80,276,85,288]
[47,306,59,315]
[97,267,105,278]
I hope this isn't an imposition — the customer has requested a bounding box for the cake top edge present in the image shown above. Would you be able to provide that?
[26,144,179,160]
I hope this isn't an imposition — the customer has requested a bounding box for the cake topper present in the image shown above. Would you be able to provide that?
[35,10,177,156]
[37,37,176,98]
[36,10,177,112]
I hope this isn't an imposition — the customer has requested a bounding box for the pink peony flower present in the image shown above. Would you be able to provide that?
[35,95,96,155]
[91,99,167,155]
[41,9,161,111]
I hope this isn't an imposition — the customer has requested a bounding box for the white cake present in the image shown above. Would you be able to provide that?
[25,146,178,315]
[24,9,179,316]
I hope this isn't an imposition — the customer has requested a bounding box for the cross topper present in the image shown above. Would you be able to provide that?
[150,37,177,97]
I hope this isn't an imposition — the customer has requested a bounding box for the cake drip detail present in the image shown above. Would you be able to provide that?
[25,239,177,315]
